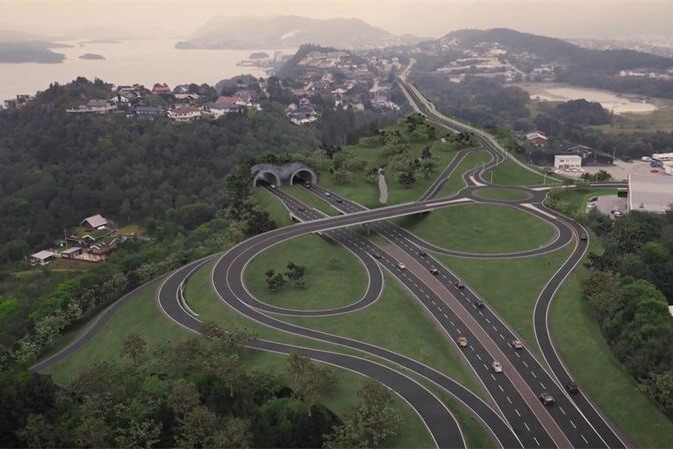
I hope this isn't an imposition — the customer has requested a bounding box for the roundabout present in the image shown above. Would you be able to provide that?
[472,187,532,202]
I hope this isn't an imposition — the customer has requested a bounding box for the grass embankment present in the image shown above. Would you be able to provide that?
[437,150,492,197]
[245,234,367,311]
[252,188,293,227]
[319,120,462,208]
[473,187,531,201]
[397,203,557,254]
[550,237,673,448]
[281,185,340,216]
[483,158,550,186]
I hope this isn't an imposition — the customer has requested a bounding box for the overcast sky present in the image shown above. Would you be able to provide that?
[1,0,672,40]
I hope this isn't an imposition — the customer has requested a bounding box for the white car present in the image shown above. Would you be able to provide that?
[397,262,406,270]
[587,202,597,209]
[492,361,503,373]
[613,210,623,217]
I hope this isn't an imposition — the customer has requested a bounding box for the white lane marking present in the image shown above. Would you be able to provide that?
[476,354,481,361]
[531,371,537,379]
[478,311,483,316]
[499,333,505,340]
[431,300,436,306]
[483,363,488,370]
[559,406,566,415]
[515,352,520,358]
[520,202,558,219]
[581,435,588,444]
[534,437,540,446]
[524,422,530,432]
[491,374,496,380]
[515,409,521,417]
[450,320,455,327]
[443,313,449,319]
[506,396,512,404]
[522,361,528,367]
[570,420,577,429]
[498,385,504,392]
[485,317,491,323]
[492,325,497,331]
[539,382,545,389]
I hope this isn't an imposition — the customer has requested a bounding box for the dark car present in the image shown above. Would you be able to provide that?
[336,198,343,203]
[539,392,555,406]
[566,381,579,394]
[418,251,428,257]
[298,207,305,212]
[475,300,485,308]
[579,234,588,241]
[429,267,439,275]
[372,252,382,259]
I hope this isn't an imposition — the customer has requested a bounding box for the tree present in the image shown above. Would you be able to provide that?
[417,158,436,179]
[122,334,147,365]
[287,353,335,415]
[397,171,416,189]
[266,271,286,292]
[16,414,55,449]
[285,261,307,287]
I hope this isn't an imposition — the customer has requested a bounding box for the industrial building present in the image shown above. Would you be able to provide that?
[554,154,582,170]
[628,174,673,213]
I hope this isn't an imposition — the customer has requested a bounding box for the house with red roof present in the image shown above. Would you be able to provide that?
[152,83,172,95]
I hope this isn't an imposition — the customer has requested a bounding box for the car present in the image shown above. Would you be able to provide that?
[298,207,305,212]
[579,234,588,241]
[397,262,406,270]
[539,392,555,406]
[455,280,465,289]
[325,192,331,197]
[372,252,382,259]
[566,381,580,394]
[511,339,524,350]
[589,197,598,202]
[651,169,659,173]
[305,182,311,188]
[456,336,468,348]
[475,299,485,308]
[613,210,623,217]
[491,361,503,373]
[418,251,428,257]
[429,267,439,275]
[336,198,343,203]
[270,184,276,189]
[587,202,597,209]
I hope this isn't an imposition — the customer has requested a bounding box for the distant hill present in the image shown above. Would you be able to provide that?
[0,42,65,63]
[79,53,105,60]
[176,15,422,50]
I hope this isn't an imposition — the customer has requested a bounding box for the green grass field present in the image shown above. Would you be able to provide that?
[483,158,550,186]
[437,150,492,197]
[549,238,673,448]
[281,185,340,216]
[437,246,571,349]
[245,234,367,311]
[252,188,293,227]
[473,187,531,201]
[397,203,557,254]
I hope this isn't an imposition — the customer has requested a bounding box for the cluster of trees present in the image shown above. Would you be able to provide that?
[577,207,673,416]
[546,99,612,126]
[0,79,319,262]
[265,261,307,292]
[1,323,376,448]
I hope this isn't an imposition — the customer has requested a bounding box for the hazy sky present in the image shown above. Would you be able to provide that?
[1,0,672,40]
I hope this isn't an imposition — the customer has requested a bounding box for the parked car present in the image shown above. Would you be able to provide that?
[539,392,555,406]
[457,336,468,348]
[511,339,524,350]
[429,267,439,275]
[566,381,579,394]
[336,198,343,203]
[397,262,406,270]
[492,361,503,373]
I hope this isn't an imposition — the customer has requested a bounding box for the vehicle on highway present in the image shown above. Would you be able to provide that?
[457,336,468,348]
[455,280,465,289]
[270,184,276,189]
[492,361,503,373]
[566,381,580,394]
[397,262,406,270]
[298,207,305,212]
[613,210,623,217]
[325,192,331,197]
[372,252,382,259]
[429,267,439,275]
[539,392,555,406]
[651,169,659,173]
[589,196,598,202]
[511,339,524,350]
[418,250,428,257]
[336,198,343,203]
[579,234,588,241]
[475,299,485,308]
[587,202,597,209]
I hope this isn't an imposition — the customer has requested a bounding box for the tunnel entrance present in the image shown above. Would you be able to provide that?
[253,171,281,187]
[290,168,317,185]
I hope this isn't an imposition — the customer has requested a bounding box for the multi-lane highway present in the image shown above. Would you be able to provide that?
[33,75,630,449]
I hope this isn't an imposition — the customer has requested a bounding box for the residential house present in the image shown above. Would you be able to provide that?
[525,131,549,147]
[168,106,202,121]
[174,93,200,102]
[234,90,253,106]
[205,102,245,118]
[28,250,56,266]
[60,246,83,259]
[152,83,172,95]
[132,106,165,118]
[66,99,117,114]
[215,96,237,106]
[81,214,108,230]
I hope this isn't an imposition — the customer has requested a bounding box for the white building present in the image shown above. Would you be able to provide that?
[168,107,202,122]
[554,155,582,170]
[628,174,673,214]
[28,250,56,266]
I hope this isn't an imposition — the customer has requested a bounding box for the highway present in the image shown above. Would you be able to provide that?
[33,75,630,449]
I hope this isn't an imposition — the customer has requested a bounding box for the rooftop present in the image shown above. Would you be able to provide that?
[628,174,673,213]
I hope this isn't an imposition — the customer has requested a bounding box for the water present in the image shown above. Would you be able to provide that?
[518,83,658,114]
[0,39,285,101]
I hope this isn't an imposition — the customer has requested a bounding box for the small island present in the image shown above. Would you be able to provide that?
[79,53,106,60]
[249,51,269,59]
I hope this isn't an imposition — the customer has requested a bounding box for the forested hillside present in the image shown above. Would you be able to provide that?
[0,80,319,262]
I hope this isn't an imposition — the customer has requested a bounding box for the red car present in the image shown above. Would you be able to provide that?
[651,169,659,173]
